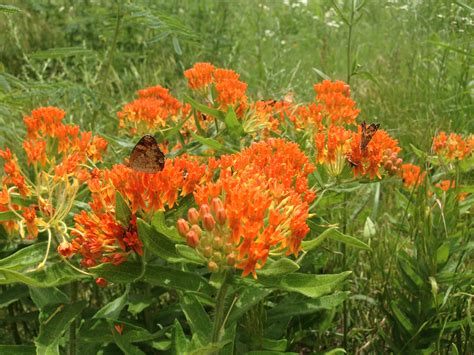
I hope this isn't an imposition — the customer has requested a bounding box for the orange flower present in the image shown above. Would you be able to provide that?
[434,180,469,200]
[348,128,401,179]
[213,69,248,111]
[23,139,47,166]
[400,163,426,188]
[23,207,39,239]
[0,148,29,196]
[314,80,360,126]
[191,139,314,278]
[117,85,186,134]
[314,125,352,176]
[71,210,139,267]
[23,106,66,139]
[184,62,215,90]
[432,131,473,161]
[70,155,211,267]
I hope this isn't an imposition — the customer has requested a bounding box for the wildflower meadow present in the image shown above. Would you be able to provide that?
[0,1,472,354]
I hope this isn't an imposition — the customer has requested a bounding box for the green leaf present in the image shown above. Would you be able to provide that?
[389,300,414,333]
[35,301,87,350]
[127,294,152,315]
[152,212,182,241]
[262,338,287,351]
[436,243,450,266]
[327,229,371,251]
[94,285,129,320]
[90,261,142,283]
[0,284,28,307]
[0,262,82,287]
[0,210,20,221]
[113,328,146,355]
[184,95,222,119]
[410,143,428,159]
[180,294,212,342]
[30,47,94,60]
[115,191,132,227]
[259,271,351,298]
[0,4,22,14]
[223,107,244,140]
[189,131,224,150]
[137,218,182,262]
[301,226,335,251]
[228,285,272,324]
[267,292,349,321]
[246,351,297,355]
[0,242,47,270]
[171,319,189,355]
[0,345,35,354]
[302,227,369,252]
[176,245,206,264]
[144,265,213,295]
[258,258,300,277]
[29,287,69,309]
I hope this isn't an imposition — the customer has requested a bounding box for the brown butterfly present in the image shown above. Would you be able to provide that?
[360,121,380,151]
[128,135,165,173]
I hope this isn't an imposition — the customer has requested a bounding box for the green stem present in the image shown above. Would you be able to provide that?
[68,281,78,355]
[211,272,231,345]
[346,0,355,85]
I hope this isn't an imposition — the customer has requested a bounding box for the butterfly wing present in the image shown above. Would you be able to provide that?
[360,121,380,151]
[128,135,165,173]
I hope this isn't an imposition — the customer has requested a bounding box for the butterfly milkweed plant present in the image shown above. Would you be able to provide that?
[0,63,472,354]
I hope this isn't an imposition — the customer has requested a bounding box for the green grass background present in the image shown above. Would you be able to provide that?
[0,0,472,150]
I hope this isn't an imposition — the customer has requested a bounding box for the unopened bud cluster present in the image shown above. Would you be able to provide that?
[382,148,403,175]
[177,197,235,273]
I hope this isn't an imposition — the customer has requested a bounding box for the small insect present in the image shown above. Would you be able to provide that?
[346,156,358,168]
[360,121,380,151]
[128,134,165,173]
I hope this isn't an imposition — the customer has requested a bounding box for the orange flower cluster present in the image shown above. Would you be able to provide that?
[314,125,352,176]
[314,80,360,126]
[433,180,469,201]
[432,131,473,161]
[117,85,190,134]
[184,63,248,111]
[400,163,426,188]
[348,128,402,179]
[0,107,108,239]
[69,156,210,267]
[190,139,315,277]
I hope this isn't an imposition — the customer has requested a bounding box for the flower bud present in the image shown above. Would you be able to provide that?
[216,208,227,225]
[186,230,199,248]
[210,197,224,213]
[187,208,200,224]
[226,253,236,266]
[390,152,398,161]
[384,148,392,157]
[395,158,403,167]
[212,251,222,261]
[203,246,213,257]
[384,160,393,170]
[96,277,108,288]
[191,224,202,238]
[224,242,233,253]
[58,241,73,258]
[213,236,223,249]
[177,218,190,237]
[208,261,219,272]
[202,213,216,231]
[199,204,211,219]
